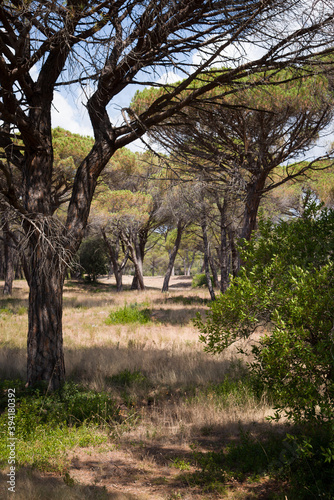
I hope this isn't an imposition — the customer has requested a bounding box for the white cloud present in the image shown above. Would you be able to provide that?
[51,92,93,137]
[155,71,182,85]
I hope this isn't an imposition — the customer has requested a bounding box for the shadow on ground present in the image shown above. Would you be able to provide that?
[0,345,244,393]
[0,467,140,500]
[151,306,207,325]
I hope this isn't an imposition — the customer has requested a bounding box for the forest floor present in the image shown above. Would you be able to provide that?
[0,277,293,500]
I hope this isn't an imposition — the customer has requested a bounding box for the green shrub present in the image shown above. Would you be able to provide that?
[77,237,109,281]
[106,303,151,325]
[196,202,334,424]
[191,273,214,288]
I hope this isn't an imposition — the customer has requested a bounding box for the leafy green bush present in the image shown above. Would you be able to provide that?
[106,303,151,325]
[280,429,334,499]
[192,273,214,288]
[196,202,334,423]
[77,237,109,281]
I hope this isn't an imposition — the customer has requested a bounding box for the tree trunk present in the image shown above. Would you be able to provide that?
[186,252,196,276]
[241,173,267,241]
[27,252,65,391]
[2,220,15,295]
[126,237,145,291]
[131,250,145,290]
[209,253,219,289]
[217,199,229,293]
[162,220,184,292]
[228,227,240,277]
[129,233,146,291]
[131,273,138,290]
[102,231,128,292]
[201,216,215,301]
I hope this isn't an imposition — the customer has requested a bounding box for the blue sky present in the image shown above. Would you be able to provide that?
[48,41,334,159]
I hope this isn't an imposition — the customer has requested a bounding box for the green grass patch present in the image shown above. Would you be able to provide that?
[106,369,148,388]
[106,302,151,325]
[0,380,123,473]
[0,299,27,316]
[170,457,191,471]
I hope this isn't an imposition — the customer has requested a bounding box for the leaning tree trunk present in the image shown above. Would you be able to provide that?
[162,220,184,292]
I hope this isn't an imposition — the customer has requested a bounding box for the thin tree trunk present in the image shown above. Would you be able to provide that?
[228,227,240,277]
[102,231,128,292]
[209,253,219,288]
[201,216,215,301]
[217,199,229,293]
[3,220,15,295]
[162,220,184,292]
[187,252,196,276]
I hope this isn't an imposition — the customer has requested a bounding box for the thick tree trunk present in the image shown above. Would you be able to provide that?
[201,216,215,301]
[129,233,146,291]
[2,221,15,295]
[241,173,267,241]
[126,237,145,291]
[131,250,145,290]
[27,252,65,391]
[162,220,184,292]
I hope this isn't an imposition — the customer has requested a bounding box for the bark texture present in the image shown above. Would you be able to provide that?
[27,252,65,390]
[162,220,184,292]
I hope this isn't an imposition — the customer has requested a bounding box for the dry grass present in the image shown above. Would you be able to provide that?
[0,277,288,499]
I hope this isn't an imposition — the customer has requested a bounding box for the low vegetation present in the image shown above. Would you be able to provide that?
[0,275,333,499]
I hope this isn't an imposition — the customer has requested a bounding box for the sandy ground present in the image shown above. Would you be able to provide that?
[99,274,194,290]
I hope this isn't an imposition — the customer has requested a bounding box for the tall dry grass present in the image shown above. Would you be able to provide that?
[0,279,275,442]
[0,277,283,499]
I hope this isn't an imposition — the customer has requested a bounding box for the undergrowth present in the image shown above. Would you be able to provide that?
[177,425,334,498]
[0,380,123,473]
[106,302,151,325]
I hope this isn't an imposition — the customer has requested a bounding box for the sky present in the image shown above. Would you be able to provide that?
[49,41,334,159]
[50,70,183,153]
